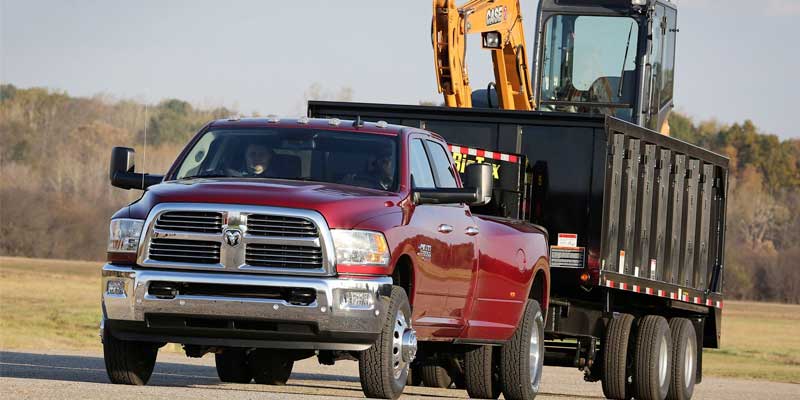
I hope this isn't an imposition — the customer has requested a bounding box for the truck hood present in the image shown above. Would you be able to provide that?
[127,178,404,229]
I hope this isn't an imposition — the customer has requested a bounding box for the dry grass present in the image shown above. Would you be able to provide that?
[1,256,798,383]
[704,301,800,383]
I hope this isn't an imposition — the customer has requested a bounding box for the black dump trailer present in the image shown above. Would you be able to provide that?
[309,101,727,399]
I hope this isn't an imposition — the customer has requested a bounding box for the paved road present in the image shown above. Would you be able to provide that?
[1,350,798,399]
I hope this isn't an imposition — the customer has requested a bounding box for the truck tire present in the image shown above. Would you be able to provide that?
[407,364,423,386]
[248,349,293,385]
[214,348,252,383]
[420,364,452,388]
[465,345,501,399]
[601,313,634,400]
[359,286,414,399]
[634,315,672,400]
[667,318,697,400]
[103,326,159,385]
[500,299,544,400]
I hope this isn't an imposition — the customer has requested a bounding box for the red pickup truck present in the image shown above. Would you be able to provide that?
[102,117,549,399]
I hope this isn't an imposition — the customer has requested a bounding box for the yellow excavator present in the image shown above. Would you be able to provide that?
[432,0,678,135]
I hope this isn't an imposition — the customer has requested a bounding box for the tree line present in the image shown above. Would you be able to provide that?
[1,84,797,303]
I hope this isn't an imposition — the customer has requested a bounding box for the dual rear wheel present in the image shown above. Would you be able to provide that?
[601,314,698,400]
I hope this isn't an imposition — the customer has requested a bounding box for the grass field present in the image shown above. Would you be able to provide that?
[1,256,798,383]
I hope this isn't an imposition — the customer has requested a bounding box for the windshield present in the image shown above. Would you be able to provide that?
[539,15,639,121]
[174,128,399,192]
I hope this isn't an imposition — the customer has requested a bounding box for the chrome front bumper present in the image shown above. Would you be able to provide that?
[101,264,392,351]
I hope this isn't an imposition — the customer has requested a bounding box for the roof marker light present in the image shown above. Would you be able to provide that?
[297,116,310,124]
[376,121,389,128]
[227,114,241,121]
[328,118,341,126]
[266,114,280,123]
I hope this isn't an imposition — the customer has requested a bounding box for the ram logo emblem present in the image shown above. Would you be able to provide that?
[224,229,242,247]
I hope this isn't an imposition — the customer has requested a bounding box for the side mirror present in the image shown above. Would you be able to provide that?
[464,163,493,206]
[109,147,164,190]
[110,147,135,180]
[413,188,478,205]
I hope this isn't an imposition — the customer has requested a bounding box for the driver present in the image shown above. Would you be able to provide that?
[342,149,395,190]
[242,143,274,177]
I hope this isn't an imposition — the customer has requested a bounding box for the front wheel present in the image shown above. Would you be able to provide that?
[500,299,544,400]
[359,286,416,400]
[103,326,159,385]
[248,349,294,385]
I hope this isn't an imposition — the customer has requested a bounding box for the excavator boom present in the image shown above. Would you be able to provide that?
[432,0,534,110]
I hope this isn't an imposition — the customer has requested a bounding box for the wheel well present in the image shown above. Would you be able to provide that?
[392,255,414,305]
[528,270,548,312]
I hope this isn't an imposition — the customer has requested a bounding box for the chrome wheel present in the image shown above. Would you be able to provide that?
[658,335,669,388]
[529,315,542,391]
[684,335,695,386]
[391,309,415,380]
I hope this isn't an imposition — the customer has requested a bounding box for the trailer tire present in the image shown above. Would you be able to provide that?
[667,318,697,400]
[500,299,544,400]
[248,349,293,385]
[215,348,252,383]
[465,345,501,399]
[420,364,452,388]
[103,326,158,386]
[601,313,634,400]
[359,286,413,399]
[634,315,672,400]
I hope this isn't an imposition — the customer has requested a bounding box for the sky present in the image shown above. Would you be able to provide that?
[1,0,798,139]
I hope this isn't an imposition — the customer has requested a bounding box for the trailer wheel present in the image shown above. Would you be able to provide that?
[601,313,634,400]
[103,326,159,385]
[248,349,293,385]
[214,348,252,383]
[359,286,415,399]
[500,299,544,400]
[634,315,672,400]
[420,364,452,388]
[667,318,697,400]
[465,345,501,399]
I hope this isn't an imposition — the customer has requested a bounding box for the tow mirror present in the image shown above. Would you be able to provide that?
[464,163,493,206]
[109,147,164,190]
[413,188,478,205]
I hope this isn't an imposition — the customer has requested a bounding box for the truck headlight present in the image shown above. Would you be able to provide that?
[108,219,144,253]
[331,230,390,266]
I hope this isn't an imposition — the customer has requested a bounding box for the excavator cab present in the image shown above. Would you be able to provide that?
[532,0,677,132]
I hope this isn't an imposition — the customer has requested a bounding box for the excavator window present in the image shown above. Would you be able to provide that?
[539,15,639,122]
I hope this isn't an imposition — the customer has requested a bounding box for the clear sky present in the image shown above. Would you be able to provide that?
[1,0,798,139]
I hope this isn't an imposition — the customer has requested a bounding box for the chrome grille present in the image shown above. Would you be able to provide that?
[246,244,323,269]
[149,238,221,264]
[247,214,317,237]
[155,211,223,233]
[139,204,334,276]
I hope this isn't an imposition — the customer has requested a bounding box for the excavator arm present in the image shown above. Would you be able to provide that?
[432,0,534,110]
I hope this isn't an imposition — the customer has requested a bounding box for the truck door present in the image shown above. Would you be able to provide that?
[406,137,477,331]
[423,139,479,323]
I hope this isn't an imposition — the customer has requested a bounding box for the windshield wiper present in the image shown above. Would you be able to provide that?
[618,22,635,98]
[180,173,231,180]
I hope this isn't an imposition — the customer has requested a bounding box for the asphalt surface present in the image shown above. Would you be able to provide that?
[1,350,798,400]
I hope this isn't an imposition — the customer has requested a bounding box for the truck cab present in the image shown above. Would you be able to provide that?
[102,117,549,399]
[532,0,678,132]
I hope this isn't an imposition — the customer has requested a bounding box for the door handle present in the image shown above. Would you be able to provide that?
[465,226,480,236]
[438,224,454,234]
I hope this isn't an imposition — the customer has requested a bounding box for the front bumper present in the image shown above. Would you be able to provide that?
[101,264,392,351]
